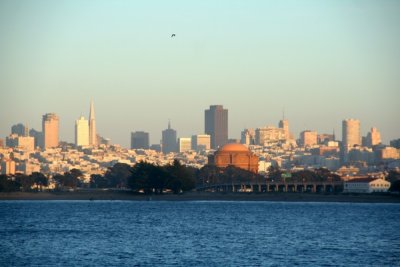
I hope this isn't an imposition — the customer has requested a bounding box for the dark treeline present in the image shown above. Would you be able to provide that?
[1,163,399,193]
[90,160,196,194]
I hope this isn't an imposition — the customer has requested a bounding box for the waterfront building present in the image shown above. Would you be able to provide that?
[42,113,59,149]
[75,116,89,147]
[208,143,259,173]
[162,121,177,153]
[191,134,211,151]
[131,131,150,149]
[343,178,390,193]
[205,105,228,149]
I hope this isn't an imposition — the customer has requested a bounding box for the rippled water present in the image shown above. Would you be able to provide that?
[1,201,399,266]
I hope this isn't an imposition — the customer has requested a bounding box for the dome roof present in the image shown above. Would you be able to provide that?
[218,143,249,152]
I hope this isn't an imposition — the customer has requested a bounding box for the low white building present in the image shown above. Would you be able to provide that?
[344,178,391,193]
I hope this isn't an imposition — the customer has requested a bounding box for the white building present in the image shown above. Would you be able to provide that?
[191,134,211,151]
[75,116,89,147]
[178,138,192,153]
[344,178,391,193]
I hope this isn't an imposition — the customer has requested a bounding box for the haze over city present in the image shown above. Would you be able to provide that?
[1,0,399,147]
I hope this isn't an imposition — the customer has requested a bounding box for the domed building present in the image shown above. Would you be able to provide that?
[208,143,259,173]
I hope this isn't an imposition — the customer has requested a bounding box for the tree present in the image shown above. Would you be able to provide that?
[31,172,48,191]
[104,163,132,188]
[90,174,108,188]
[15,173,34,192]
[0,174,21,192]
[165,160,195,194]
[267,165,283,182]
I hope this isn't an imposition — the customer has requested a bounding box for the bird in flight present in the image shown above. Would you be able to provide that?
[171,34,176,38]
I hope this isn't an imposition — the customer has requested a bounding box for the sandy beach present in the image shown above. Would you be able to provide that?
[1,190,400,203]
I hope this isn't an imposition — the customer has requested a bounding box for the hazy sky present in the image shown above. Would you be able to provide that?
[1,0,399,148]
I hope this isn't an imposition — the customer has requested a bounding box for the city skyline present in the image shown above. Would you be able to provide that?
[1,1,399,147]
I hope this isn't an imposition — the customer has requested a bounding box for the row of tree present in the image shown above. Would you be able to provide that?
[0,172,48,192]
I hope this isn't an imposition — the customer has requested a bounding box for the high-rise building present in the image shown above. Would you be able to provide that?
[390,139,400,149]
[240,129,255,145]
[342,119,361,150]
[89,100,97,146]
[205,105,228,149]
[0,138,4,148]
[131,131,150,149]
[5,134,35,151]
[29,129,43,149]
[162,121,177,153]
[11,123,28,136]
[42,113,59,149]
[178,137,192,153]
[255,126,285,145]
[1,159,16,175]
[191,134,211,151]
[75,116,89,147]
[365,127,381,147]
[300,130,318,147]
[278,119,289,140]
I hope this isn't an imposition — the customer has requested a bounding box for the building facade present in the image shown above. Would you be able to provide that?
[75,116,89,147]
[255,126,285,145]
[342,119,361,150]
[178,137,192,153]
[300,130,318,147]
[89,101,97,146]
[191,134,211,151]
[366,127,381,147]
[208,143,259,173]
[205,105,228,149]
[11,123,29,136]
[42,113,59,149]
[131,131,150,149]
[162,121,177,154]
[343,178,390,193]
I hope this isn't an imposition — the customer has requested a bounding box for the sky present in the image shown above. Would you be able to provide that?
[0,0,399,148]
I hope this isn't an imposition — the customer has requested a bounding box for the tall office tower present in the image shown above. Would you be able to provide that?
[278,119,289,140]
[342,119,361,150]
[191,134,211,151]
[162,121,177,154]
[0,138,4,148]
[75,116,89,146]
[366,127,381,147]
[131,131,150,149]
[205,105,228,149]
[178,137,192,153]
[11,123,28,136]
[300,130,318,147]
[42,113,59,149]
[89,100,97,146]
[240,128,255,145]
[29,129,44,149]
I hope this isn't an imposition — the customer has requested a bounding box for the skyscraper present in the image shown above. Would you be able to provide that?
[89,100,97,146]
[366,127,381,147]
[131,131,150,149]
[11,123,28,136]
[205,105,228,149]
[162,121,177,154]
[75,116,89,147]
[342,119,361,150]
[191,134,211,151]
[42,113,59,149]
[300,130,318,147]
[278,119,289,140]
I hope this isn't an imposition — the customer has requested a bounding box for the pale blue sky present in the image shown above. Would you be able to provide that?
[0,0,399,147]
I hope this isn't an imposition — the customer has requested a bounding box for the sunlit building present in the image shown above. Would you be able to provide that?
[178,137,192,153]
[89,100,97,146]
[300,130,318,147]
[191,134,211,151]
[75,116,89,147]
[208,143,259,173]
[42,113,59,149]
[205,105,228,149]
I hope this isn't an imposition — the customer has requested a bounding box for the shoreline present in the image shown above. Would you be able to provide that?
[1,191,400,203]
